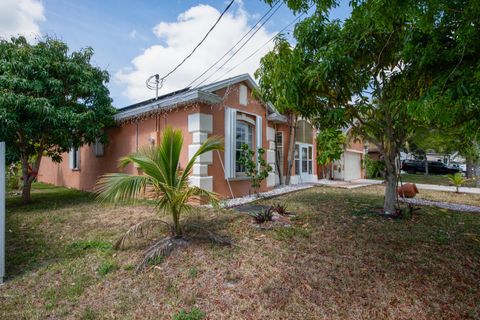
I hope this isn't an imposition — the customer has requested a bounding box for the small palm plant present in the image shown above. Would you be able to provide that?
[448,172,466,193]
[95,127,225,269]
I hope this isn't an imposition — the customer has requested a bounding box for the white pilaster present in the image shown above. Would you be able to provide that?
[188,113,213,192]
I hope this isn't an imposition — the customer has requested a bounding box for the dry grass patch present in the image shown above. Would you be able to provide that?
[1,183,479,319]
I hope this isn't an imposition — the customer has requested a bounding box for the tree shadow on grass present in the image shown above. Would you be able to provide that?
[5,183,99,279]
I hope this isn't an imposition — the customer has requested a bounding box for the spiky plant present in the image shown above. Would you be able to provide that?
[94,127,224,269]
[448,172,466,193]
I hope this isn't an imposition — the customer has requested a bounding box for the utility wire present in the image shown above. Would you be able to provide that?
[186,0,281,88]
[212,8,310,82]
[146,0,235,91]
[189,1,283,89]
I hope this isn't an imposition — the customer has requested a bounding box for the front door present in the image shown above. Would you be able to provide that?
[295,143,313,182]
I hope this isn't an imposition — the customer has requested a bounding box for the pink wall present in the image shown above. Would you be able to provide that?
[38,82,278,198]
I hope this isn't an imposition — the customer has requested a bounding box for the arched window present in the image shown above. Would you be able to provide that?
[235,120,254,173]
[296,120,313,144]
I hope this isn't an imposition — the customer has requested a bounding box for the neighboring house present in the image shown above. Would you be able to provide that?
[327,128,366,181]
[38,74,318,199]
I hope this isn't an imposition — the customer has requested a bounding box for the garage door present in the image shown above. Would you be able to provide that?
[344,151,362,181]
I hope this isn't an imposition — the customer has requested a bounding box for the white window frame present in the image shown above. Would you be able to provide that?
[235,120,255,175]
[69,147,80,170]
[94,139,104,157]
[224,107,263,179]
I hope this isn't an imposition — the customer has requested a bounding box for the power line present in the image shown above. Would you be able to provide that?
[188,2,283,89]
[212,8,310,82]
[146,0,235,94]
[186,0,281,88]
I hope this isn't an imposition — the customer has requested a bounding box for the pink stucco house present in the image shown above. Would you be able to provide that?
[38,74,319,198]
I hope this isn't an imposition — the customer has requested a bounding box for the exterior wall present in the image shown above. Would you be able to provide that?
[329,133,366,180]
[38,112,192,191]
[201,82,272,198]
[275,122,317,185]
[38,81,276,199]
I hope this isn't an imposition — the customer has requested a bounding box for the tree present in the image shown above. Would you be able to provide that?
[448,172,466,193]
[316,128,345,179]
[95,127,225,269]
[263,0,480,215]
[237,144,272,195]
[255,37,317,185]
[0,36,115,203]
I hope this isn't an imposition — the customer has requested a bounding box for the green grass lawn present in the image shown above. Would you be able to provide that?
[1,183,479,319]
[375,173,478,187]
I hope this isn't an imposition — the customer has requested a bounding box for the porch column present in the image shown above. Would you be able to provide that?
[188,113,213,192]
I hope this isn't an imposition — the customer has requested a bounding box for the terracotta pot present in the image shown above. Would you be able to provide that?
[397,183,419,198]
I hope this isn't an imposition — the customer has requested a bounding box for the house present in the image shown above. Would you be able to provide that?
[318,128,366,181]
[38,74,318,199]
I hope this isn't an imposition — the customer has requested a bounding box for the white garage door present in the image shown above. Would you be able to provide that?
[344,151,362,181]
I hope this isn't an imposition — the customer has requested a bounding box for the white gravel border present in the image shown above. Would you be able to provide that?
[401,198,480,213]
[218,184,315,209]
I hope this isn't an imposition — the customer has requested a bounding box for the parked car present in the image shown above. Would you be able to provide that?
[401,160,461,175]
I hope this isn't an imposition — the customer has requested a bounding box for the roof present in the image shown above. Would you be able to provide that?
[115,74,276,122]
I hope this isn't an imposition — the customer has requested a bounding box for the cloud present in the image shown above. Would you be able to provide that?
[0,0,45,42]
[115,3,276,104]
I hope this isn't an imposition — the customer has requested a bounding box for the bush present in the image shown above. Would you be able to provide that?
[249,208,274,223]
[6,162,21,191]
[97,260,119,276]
[269,202,290,215]
[363,155,385,178]
[172,308,206,320]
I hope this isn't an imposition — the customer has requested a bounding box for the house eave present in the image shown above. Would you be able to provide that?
[114,90,221,122]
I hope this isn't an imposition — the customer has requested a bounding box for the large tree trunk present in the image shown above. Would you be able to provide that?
[20,149,43,204]
[475,162,480,188]
[284,114,297,185]
[274,125,283,185]
[424,152,429,175]
[466,157,473,179]
[383,145,398,215]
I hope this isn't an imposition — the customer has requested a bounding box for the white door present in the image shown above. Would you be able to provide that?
[344,151,362,181]
[295,143,313,182]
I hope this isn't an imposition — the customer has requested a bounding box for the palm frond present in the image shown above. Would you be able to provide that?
[94,173,151,203]
[136,236,188,271]
[179,135,224,187]
[113,219,173,249]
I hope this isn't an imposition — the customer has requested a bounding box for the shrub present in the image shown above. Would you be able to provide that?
[363,155,385,178]
[249,208,274,223]
[448,172,466,193]
[6,162,21,191]
[97,260,119,276]
[172,308,206,320]
[270,202,289,215]
[237,144,272,195]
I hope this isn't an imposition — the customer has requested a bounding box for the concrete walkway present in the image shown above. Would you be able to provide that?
[357,179,480,195]
[316,179,382,189]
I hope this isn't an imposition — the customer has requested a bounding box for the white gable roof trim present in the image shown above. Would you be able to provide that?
[114,74,276,122]
[115,90,221,121]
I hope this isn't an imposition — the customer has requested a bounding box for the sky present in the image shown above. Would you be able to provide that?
[0,0,351,108]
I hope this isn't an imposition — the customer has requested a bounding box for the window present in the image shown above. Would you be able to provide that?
[69,147,80,170]
[275,132,283,174]
[235,120,254,173]
[294,144,300,175]
[296,120,313,144]
[94,139,104,157]
[239,84,248,106]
